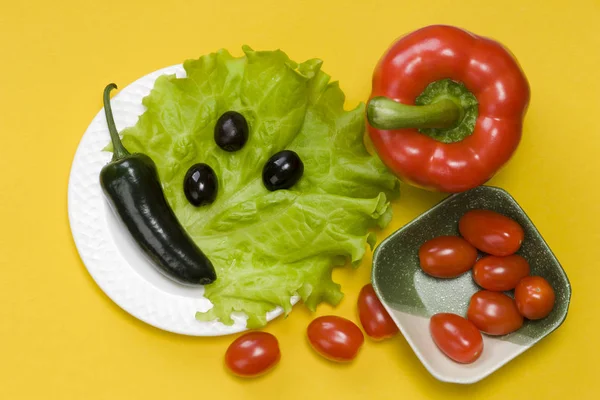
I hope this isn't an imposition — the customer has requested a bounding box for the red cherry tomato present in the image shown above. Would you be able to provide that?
[459,210,524,256]
[515,276,556,320]
[430,313,483,364]
[307,316,364,362]
[467,291,523,335]
[473,254,530,291]
[225,331,280,377]
[357,283,398,340]
[418,236,478,278]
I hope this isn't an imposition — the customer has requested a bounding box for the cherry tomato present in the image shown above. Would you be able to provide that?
[430,313,483,364]
[307,316,364,362]
[473,254,530,291]
[467,291,523,335]
[225,331,280,377]
[418,236,478,278]
[357,283,398,340]
[515,276,556,320]
[459,210,524,256]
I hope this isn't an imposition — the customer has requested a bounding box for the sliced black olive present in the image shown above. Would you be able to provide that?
[214,111,249,152]
[262,150,304,191]
[184,163,218,206]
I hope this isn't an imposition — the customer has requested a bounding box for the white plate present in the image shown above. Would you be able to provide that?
[68,65,296,336]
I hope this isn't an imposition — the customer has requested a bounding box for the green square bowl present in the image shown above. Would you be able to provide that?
[372,185,571,384]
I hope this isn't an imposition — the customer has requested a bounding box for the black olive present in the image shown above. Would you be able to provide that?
[214,111,249,152]
[262,150,304,191]
[183,163,218,206]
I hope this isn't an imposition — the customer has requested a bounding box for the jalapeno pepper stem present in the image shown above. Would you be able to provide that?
[367,96,463,130]
[103,83,130,160]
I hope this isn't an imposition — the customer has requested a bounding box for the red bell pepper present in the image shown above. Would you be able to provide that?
[367,25,530,193]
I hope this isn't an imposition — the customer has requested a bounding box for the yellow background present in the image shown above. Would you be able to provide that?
[1,0,599,398]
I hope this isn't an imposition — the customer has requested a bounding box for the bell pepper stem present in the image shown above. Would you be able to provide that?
[367,96,463,130]
[103,83,130,161]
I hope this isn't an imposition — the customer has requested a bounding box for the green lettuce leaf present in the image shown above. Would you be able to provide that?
[115,46,399,328]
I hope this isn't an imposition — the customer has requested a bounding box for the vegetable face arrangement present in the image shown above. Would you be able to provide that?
[102,46,399,328]
[96,24,547,379]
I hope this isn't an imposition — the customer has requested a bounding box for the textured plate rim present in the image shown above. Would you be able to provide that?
[67,65,295,336]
